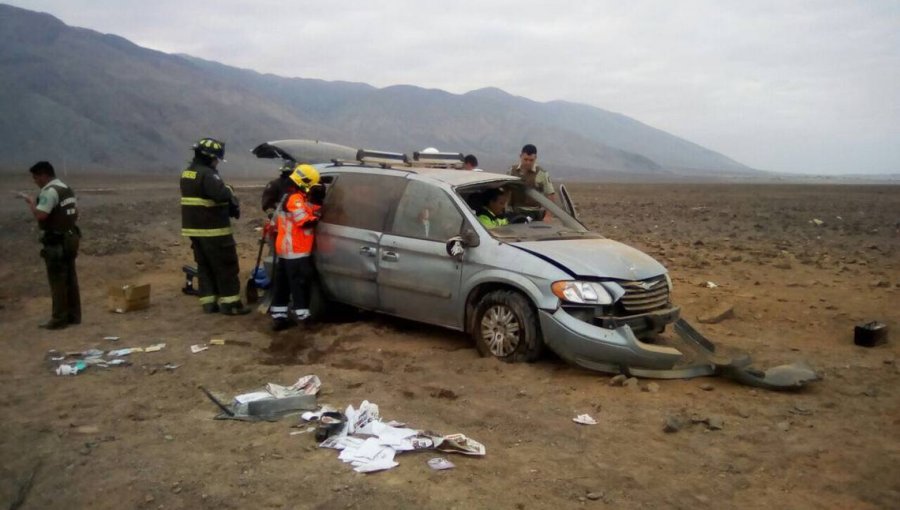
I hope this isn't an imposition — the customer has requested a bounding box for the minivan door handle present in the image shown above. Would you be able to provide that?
[381,251,399,262]
[359,246,377,257]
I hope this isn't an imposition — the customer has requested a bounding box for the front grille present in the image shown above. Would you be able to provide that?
[618,277,670,313]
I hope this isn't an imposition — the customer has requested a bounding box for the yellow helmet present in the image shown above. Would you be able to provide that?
[289,163,320,190]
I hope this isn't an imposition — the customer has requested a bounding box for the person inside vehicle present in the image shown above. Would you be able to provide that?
[477,187,510,229]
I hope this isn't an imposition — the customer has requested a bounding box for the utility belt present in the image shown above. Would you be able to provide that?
[41,226,81,245]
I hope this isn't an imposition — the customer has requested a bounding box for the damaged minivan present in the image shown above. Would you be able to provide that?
[251,140,820,389]
[254,141,684,373]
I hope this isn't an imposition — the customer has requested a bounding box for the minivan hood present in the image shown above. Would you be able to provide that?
[512,238,666,281]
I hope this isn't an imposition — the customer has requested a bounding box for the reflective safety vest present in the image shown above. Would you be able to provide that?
[275,192,320,258]
[180,159,234,237]
[477,208,509,229]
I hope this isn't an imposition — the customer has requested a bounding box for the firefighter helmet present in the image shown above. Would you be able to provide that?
[289,163,320,190]
[192,138,226,161]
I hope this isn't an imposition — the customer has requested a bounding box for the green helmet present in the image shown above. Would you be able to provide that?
[192,137,226,161]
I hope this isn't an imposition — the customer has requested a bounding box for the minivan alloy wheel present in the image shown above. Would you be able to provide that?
[471,289,543,362]
[481,305,521,357]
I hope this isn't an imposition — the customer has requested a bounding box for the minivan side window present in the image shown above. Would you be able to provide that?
[321,172,407,231]
[389,180,463,242]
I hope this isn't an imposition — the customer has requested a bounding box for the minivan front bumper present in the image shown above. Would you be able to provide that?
[538,307,684,372]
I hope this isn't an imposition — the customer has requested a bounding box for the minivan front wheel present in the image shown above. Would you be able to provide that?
[473,290,543,362]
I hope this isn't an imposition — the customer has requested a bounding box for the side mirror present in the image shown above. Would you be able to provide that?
[461,227,480,247]
[445,237,465,260]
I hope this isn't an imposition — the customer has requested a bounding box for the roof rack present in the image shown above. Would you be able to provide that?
[356,149,409,168]
[412,151,464,169]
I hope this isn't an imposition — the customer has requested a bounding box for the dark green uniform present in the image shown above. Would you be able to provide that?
[180,159,242,309]
[36,179,81,326]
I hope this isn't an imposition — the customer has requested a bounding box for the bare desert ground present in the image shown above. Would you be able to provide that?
[0,175,898,510]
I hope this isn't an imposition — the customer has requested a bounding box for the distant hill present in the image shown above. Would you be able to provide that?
[0,4,757,178]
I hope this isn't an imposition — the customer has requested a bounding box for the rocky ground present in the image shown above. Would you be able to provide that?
[0,175,897,509]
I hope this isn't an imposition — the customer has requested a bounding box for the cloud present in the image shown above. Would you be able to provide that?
[8,0,900,173]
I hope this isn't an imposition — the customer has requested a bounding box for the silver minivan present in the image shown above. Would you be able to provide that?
[254,141,683,373]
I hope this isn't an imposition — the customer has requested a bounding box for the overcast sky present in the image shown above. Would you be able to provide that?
[9,0,900,174]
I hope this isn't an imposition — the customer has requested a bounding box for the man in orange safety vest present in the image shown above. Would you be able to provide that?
[270,163,322,331]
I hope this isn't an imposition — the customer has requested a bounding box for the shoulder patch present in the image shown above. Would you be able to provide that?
[181,170,198,179]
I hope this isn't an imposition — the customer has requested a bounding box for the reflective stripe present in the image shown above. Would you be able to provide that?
[270,306,289,313]
[181,197,227,207]
[181,170,197,179]
[181,227,233,237]
[198,295,217,304]
[218,295,241,304]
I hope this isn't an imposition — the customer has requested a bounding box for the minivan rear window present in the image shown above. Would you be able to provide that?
[320,172,407,231]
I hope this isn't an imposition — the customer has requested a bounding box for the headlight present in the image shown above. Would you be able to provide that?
[551,281,613,305]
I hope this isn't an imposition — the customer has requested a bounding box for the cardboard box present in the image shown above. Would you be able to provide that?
[108,284,151,313]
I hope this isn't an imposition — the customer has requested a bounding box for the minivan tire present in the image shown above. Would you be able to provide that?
[472,290,543,363]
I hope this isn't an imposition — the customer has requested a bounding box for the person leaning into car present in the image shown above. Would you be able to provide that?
[477,187,510,229]
[508,144,556,203]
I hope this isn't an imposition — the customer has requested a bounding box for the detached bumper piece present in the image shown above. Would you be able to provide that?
[623,319,821,391]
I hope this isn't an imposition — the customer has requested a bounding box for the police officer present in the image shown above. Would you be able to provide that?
[261,161,295,216]
[509,144,556,202]
[20,161,81,329]
[180,138,250,315]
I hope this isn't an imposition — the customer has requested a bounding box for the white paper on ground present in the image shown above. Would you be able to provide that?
[108,348,139,357]
[288,375,321,395]
[572,414,598,425]
[144,343,166,352]
[319,436,366,451]
[427,457,455,470]
[190,344,208,354]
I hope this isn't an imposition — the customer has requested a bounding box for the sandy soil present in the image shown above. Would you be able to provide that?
[0,175,898,510]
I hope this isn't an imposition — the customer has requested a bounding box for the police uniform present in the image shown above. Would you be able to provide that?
[509,164,555,197]
[261,170,293,214]
[35,178,81,327]
[180,158,243,312]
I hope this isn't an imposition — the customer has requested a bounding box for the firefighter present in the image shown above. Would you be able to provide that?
[261,161,294,216]
[270,163,321,331]
[19,161,81,329]
[180,137,250,315]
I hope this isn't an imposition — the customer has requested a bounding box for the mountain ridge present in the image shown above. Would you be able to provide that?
[0,3,758,178]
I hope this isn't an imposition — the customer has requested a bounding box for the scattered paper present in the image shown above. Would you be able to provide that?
[427,458,455,471]
[435,434,486,456]
[144,343,166,352]
[108,347,141,357]
[573,414,598,425]
[190,344,208,354]
[318,400,486,474]
[209,338,225,345]
[104,336,120,342]
[705,281,718,289]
